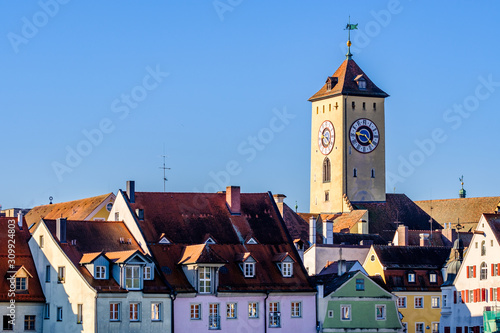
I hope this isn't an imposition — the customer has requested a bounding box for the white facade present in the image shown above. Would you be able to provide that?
[0,302,44,332]
[304,244,370,275]
[440,214,500,332]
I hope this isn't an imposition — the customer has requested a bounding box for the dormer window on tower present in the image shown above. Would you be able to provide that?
[326,76,338,91]
[354,75,367,90]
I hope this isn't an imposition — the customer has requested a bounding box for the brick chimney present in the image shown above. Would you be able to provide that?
[309,216,317,245]
[441,222,457,247]
[226,186,241,215]
[398,224,409,246]
[126,181,135,203]
[419,233,430,246]
[56,218,67,243]
[273,194,286,217]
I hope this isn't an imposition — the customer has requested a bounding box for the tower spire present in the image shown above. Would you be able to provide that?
[459,175,466,198]
[345,17,358,60]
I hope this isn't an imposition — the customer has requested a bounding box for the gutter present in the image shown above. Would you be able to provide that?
[170,290,177,333]
[94,294,98,333]
[264,290,269,333]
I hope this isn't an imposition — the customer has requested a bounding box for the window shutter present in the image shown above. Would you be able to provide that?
[497,287,500,301]
[461,290,465,303]
[497,264,500,276]
[482,288,486,302]
[467,266,470,278]
[492,264,495,276]
[454,291,457,303]
[473,265,476,278]
[465,290,469,303]
[490,288,494,301]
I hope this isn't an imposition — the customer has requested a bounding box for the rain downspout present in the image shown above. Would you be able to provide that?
[264,290,270,333]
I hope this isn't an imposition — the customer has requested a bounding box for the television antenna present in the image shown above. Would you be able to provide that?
[159,152,171,192]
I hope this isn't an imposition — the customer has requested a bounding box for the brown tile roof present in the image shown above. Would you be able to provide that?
[354,194,441,241]
[25,193,113,226]
[309,59,389,101]
[328,210,367,233]
[128,191,314,293]
[415,197,500,232]
[41,219,170,293]
[383,269,443,292]
[404,229,445,247]
[282,204,311,245]
[0,217,45,302]
[331,232,387,246]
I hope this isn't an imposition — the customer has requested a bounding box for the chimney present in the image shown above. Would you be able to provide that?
[441,223,457,247]
[323,219,333,244]
[309,216,317,245]
[17,211,23,230]
[397,224,409,246]
[419,233,430,246]
[126,181,135,203]
[226,186,241,215]
[357,219,368,234]
[337,259,346,276]
[56,218,67,243]
[273,194,286,217]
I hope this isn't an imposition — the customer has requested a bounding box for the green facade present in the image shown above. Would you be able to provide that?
[322,272,401,331]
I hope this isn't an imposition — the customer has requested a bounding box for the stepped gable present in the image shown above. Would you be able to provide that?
[416,196,500,232]
[309,58,389,101]
[353,193,441,241]
[0,217,45,303]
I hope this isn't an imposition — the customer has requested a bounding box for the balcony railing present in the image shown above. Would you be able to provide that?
[208,315,221,330]
[269,312,281,328]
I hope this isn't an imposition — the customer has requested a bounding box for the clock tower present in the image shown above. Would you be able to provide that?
[309,44,389,214]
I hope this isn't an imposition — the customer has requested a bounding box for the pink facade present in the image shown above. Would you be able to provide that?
[174,294,316,333]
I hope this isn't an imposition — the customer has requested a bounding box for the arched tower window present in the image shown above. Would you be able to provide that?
[371,169,375,178]
[353,168,357,178]
[323,158,331,183]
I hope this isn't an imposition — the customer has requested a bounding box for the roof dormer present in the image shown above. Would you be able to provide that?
[236,252,258,278]
[354,74,367,90]
[80,252,110,280]
[273,253,296,278]
[11,266,33,292]
[326,76,338,91]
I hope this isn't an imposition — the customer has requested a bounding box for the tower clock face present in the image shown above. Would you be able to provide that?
[349,118,379,153]
[318,120,335,155]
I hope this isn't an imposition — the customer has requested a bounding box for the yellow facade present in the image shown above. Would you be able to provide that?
[310,89,386,214]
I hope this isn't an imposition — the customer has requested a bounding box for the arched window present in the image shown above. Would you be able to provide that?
[323,158,331,183]
[480,262,488,280]
[371,169,375,178]
[353,168,357,178]
[481,240,486,256]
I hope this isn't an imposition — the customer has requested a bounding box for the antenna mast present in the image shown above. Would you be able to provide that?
[159,154,171,192]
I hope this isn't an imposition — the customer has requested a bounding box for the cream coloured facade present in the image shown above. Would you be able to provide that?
[309,60,388,214]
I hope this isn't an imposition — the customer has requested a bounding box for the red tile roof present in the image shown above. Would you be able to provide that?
[416,197,500,232]
[128,191,314,293]
[25,193,113,226]
[373,245,450,269]
[40,219,170,293]
[0,217,45,302]
[309,59,389,101]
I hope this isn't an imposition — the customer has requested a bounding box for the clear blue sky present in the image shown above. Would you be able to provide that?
[1,1,500,211]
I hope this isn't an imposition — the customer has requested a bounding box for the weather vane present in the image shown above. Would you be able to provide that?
[345,16,358,59]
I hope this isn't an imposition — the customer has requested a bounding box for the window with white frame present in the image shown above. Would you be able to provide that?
[481,240,486,256]
[58,266,65,283]
[431,296,440,308]
[416,322,424,333]
[469,290,474,303]
[493,288,498,301]
[190,304,201,320]
[430,272,437,283]
[414,296,423,308]
[408,273,415,283]
[480,262,488,280]
[129,303,140,321]
[432,322,439,333]
[327,310,334,318]
[291,302,301,318]
[248,302,258,318]
[244,262,255,278]
[125,266,141,290]
[341,305,351,320]
[151,303,161,321]
[376,304,386,320]
[110,303,120,321]
[144,266,152,280]
[95,266,106,279]
[226,303,237,319]
[39,235,44,248]
[443,294,447,307]
[269,302,280,327]
[397,296,407,308]
[15,277,27,291]
[282,262,293,277]
[198,267,211,294]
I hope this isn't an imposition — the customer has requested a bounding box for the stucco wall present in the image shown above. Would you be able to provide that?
[0,302,44,332]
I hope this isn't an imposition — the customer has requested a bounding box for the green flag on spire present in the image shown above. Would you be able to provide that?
[345,23,358,30]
